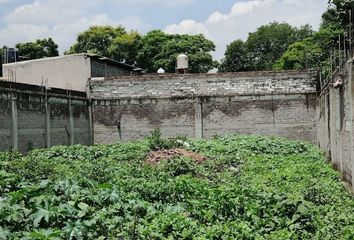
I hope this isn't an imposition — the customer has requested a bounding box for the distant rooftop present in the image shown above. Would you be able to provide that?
[4,53,144,73]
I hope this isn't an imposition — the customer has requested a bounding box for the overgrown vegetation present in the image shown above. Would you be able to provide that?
[0,135,353,239]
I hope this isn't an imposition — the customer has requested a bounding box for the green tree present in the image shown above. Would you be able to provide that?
[136,30,174,72]
[275,2,345,72]
[327,0,354,26]
[220,22,313,72]
[137,31,217,73]
[274,40,322,70]
[67,25,126,57]
[219,40,250,72]
[16,38,59,60]
[108,31,142,65]
[246,22,299,71]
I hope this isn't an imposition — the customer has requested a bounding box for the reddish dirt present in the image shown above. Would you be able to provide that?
[146,148,207,165]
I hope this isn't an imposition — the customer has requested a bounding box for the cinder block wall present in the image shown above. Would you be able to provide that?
[90,70,318,144]
[0,83,92,152]
[318,60,354,189]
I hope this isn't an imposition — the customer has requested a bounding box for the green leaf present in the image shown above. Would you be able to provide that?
[78,202,89,211]
[32,208,50,227]
[297,204,308,215]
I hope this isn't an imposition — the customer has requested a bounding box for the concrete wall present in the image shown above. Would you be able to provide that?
[318,60,354,189]
[0,82,92,152]
[90,71,318,144]
[3,55,91,92]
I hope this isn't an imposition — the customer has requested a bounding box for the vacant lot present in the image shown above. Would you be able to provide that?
[0,135,353,239]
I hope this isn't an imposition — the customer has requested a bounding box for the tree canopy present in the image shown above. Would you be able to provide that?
[67,26,126,57]
[138,31,218,73]
[219,40,250,72]
[68,27,218,73]
[219,22,313,72]
[275,2,346,73]
[14,38,59,61]
[108,31,142,66]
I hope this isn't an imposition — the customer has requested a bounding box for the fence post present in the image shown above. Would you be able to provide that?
[88,100,94,145]
[69,99,75,145]
[45,95,51,148]
[349,59,354,190]
[11,96,18,151]
[195,97,203,139]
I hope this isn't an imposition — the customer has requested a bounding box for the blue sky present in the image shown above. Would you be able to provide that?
[0,0,328,60]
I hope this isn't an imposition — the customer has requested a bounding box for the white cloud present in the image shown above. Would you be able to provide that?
[102,0,195,7]
[165,0,328,60]
[165,20,210,38]
[0,0,150,53]
[0,0,328,60]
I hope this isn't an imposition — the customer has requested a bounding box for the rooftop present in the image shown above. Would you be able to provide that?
[3,53,144,73]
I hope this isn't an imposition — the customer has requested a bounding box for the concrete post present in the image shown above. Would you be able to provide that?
[335,89,343,173]
[195,97,203,139]
[88,100,94,145]
[329,91,337,167]
[349,59,354,190]
[45,96,51,148]
[11,96,18,151]
[69,99,75,145]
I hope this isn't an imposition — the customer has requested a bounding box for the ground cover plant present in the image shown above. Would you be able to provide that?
[0,133,353,239]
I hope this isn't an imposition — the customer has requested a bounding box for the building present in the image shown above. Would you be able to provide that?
[2,53,142,92]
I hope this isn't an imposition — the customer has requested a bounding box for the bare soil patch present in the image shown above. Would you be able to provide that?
[146,148,207,165]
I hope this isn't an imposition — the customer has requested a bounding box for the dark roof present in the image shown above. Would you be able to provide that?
[85,53,144,72]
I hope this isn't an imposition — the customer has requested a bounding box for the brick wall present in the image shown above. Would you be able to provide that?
[91,70,318,144]
[91,71,317,99]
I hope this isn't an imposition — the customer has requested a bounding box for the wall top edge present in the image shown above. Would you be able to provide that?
[90,70,317,83]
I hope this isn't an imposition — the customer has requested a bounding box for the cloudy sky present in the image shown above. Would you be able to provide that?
[0,0,328,60]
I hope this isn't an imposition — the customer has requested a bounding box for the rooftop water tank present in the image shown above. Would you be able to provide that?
[176,53,189,70]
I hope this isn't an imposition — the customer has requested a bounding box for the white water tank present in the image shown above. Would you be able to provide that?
[157,67,165,74]
[176,54,189,70]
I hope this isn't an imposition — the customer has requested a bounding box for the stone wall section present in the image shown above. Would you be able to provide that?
[91,71,317,99]
[91,70,318,145]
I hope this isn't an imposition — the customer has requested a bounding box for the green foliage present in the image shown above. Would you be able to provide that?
[219,39,250,72]
[147,129,190,150]
[67,25,126,57]
[67,27,217,73]
[0,135,353,239]
[220,22,313,72]
[137,31,218,73]
[326,0,354,27]
[247,22,301,71]
[15,38,59,61]
[108,31,142,65]
[274,3,349,74]
[274,40,322,70]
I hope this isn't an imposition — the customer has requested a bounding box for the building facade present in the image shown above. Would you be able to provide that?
[2,54,141,92]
